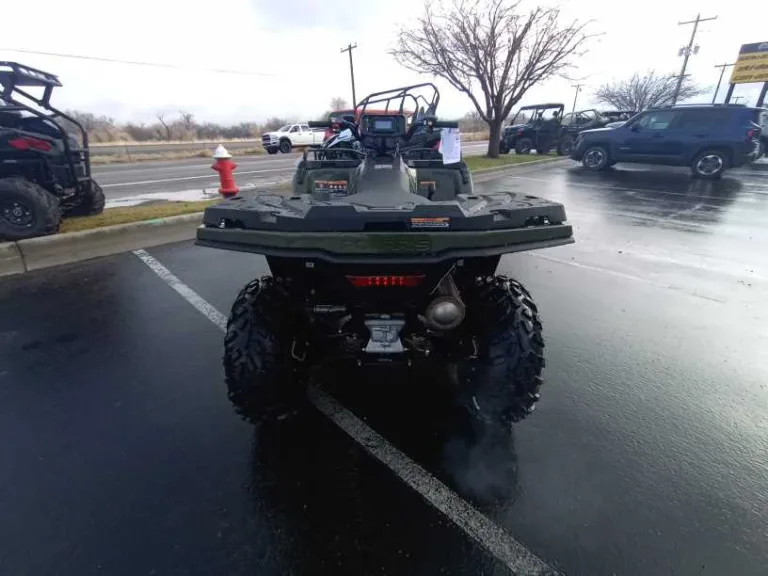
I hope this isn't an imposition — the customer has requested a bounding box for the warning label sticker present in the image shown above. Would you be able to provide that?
[314,180,348,196]
[410,217,450,229]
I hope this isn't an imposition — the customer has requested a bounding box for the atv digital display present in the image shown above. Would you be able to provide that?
[374,119,395,132]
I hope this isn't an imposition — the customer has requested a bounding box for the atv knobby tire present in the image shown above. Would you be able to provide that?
[65,181,105,217]
[223,277,306,424]
[457,276,545,426]
[0,177,61,241]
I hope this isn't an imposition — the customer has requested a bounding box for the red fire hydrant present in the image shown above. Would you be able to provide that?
[212,145,239,198]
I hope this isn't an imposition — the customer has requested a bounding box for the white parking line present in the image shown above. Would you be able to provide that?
[102,168,290,188]
[133,247,559,576]
[132,250,228,331]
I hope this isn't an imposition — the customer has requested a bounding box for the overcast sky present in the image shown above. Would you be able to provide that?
[1,0,765,124]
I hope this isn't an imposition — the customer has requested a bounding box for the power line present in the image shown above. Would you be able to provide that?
[571,84,584,113]
[0,47,277,76]
[340,43,358,108]
[671,13,717,105]
[712,63,735,103]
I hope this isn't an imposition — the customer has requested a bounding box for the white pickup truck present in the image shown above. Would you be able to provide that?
[261,123,325,154]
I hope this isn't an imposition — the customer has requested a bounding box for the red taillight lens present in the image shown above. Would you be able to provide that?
[8,136,52,152]
[747,128,757,139]
[346,274,425,288]
[516,129,525,136]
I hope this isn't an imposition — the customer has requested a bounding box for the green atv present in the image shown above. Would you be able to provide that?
[197,83,574,428]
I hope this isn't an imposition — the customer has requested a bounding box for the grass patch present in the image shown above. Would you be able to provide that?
[60,200,217,233]
[464,153,556,172]
[60,182,293,233]
[462,131,490,142]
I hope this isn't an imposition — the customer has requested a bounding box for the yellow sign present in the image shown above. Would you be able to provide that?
[730,42,768,84]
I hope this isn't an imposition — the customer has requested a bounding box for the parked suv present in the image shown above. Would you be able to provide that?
[570,105,763,178]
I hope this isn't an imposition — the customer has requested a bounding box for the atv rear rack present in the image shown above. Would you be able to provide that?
[196,224,573,264]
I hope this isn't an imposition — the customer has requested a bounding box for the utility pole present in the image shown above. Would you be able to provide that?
[672,13,717,105]
[341,43,358,109]
[712,63,734,103]
[571,84,584,113]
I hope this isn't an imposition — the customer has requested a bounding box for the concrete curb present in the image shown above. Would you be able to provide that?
[0,157,568,278]
[0,241,25,277]
[1,213,203,277]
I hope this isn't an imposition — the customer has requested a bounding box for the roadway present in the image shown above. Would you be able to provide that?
[93,141,492,205]
[2,160,767,575]
[90,139,263,157]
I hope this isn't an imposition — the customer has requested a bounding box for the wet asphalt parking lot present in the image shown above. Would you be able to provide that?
[2,158,768,575]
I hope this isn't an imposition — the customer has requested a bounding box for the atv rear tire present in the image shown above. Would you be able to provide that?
[515,138,533,155]
[65,181,105,216]
[223,277,306,424]
[456,276,545,426]
[0,177,61,241]
[500,140,510,154]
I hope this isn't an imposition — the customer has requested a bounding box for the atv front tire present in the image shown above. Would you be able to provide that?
[223,277,306,424]
[456,276,545,426]
[0,177,61,241]
[66,181,105,216]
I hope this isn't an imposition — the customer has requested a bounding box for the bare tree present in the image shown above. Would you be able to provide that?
[391,0,590,157]
[459,110,486,133]
[155,112,173,141]
[594,71,707,112]
[179,111,196,131]
[330,97,349,111]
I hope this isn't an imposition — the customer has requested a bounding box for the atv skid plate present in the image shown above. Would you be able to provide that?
[196,191,573,263]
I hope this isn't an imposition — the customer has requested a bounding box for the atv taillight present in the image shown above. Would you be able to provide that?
[346,274,425,288]
[747,128,758,139]
[516,129,525,136]
[8,136,52,152]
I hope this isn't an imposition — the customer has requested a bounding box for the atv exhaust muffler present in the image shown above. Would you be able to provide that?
[421,273,465,331]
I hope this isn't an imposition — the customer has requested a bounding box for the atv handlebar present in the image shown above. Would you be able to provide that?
[432,120,459,129]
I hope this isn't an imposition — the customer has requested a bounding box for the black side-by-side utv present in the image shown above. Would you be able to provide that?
[0,62,104,240]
